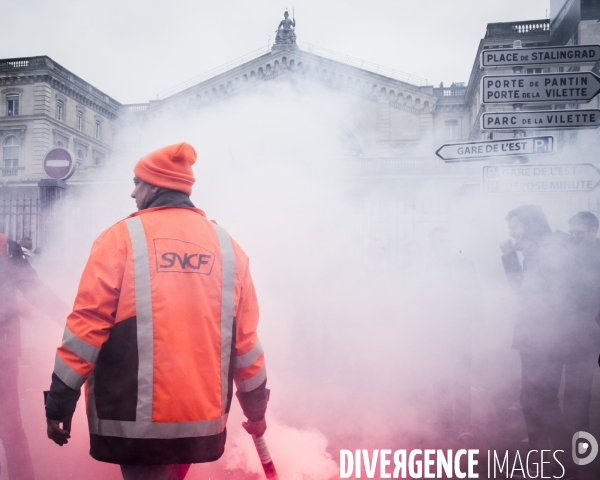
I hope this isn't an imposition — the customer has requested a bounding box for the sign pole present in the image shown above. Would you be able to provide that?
[38,179,68,248]
[511,41,528,164]
[38,147,75,247]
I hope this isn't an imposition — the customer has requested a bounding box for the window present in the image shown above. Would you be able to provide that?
[7,95,19,116]
[526,68,543,74]
[77,111,83,131]
[444,120,458,139]
[56,100,64,121]
[3,136,19,176]
[76,149,84,166]
[94,156,100,166]
[95,120,101,140]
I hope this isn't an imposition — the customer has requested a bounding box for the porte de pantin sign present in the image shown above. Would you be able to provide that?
[482,72,600,103]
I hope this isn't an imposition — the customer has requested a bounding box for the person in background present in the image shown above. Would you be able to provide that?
[45,142,269,480]
[563,212,600,438]
[1,233,68,480]
[500,205,576,479]
[17,237,34,261]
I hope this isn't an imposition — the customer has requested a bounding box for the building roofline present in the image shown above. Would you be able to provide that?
[0,55,122,109]
[153,43,431,103]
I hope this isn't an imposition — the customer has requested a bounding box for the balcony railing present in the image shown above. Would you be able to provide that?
[1,166,25,177]
[70,165,101,179]
[433,86,467,97]
[486,19,550,38]
[124,104,149,112]
[0,59,30,70]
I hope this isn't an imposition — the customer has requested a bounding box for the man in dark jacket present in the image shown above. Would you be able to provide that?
[563,211,600,437]
[500,205,575,476]
[1,233,68,480]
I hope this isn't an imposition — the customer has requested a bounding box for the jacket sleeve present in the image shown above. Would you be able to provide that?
[45,225,126,419]
[502,252,523,294]
[233,263,269,421]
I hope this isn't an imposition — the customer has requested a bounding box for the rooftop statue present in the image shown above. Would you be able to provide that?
[275,11,296,45]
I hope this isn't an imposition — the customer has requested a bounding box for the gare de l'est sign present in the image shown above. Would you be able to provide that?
[435,137,553,163]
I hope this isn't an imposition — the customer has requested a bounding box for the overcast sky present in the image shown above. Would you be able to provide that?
[0,0,549,104]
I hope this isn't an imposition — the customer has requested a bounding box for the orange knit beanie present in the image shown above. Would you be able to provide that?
[134,142,196,195]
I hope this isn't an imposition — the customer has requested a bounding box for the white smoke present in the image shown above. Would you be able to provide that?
[14,73,600,480]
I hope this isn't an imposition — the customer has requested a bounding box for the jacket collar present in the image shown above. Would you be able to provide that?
[143,190,195,209]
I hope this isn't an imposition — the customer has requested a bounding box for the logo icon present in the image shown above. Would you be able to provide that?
[572,432,598,466]
[153,238,215,275]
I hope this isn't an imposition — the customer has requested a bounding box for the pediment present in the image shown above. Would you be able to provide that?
[150,48,438,115]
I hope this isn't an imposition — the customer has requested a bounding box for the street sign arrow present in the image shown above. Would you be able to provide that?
[436,136,553,162]
[481,44,600,67]
[482,164,600,193]
[482,72,600,104]
[482,109,600,130]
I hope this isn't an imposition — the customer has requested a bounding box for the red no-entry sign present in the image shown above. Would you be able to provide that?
[43,148,76,180]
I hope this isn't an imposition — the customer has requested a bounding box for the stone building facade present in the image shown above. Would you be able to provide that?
[0,56,121,247]
[0,56,119,187]
[3,11,599,187]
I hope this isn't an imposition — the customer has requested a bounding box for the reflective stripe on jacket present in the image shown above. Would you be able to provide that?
[52,206,265,462]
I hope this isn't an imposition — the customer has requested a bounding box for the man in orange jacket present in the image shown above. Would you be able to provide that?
[45,142,269,480]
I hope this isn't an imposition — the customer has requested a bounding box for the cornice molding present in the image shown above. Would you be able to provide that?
[0,124,27,139]
[0,72,119,120]
[1,87,24,95]
[73,138,90,153]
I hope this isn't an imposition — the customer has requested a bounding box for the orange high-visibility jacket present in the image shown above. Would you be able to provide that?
[52,206,266,465]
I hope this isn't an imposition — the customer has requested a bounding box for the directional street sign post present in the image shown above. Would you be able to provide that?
[482,72,600,104]
[478,44,600,138]
[482,164,600,193]
[436,136,553,162]
[481,45,600,68]
[482,109,600,130]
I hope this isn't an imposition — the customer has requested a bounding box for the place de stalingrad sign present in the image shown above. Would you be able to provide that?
[481,45,600,67]
[481,110,600,130]
[482,164,600,193]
